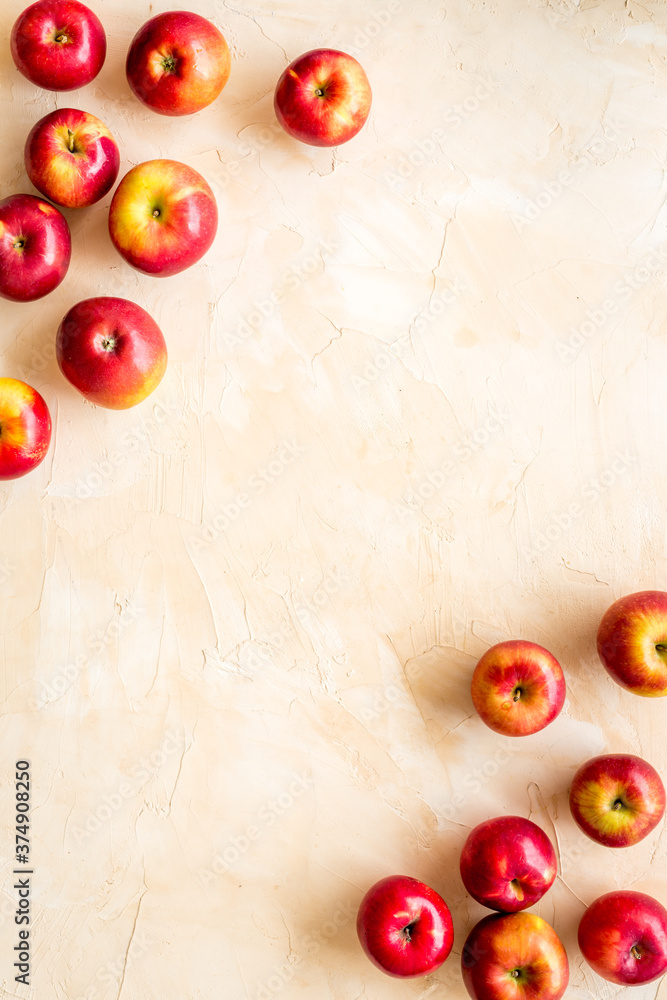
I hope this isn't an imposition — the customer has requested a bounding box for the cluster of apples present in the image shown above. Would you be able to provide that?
[0,0,372,479]
[356,589,667,996]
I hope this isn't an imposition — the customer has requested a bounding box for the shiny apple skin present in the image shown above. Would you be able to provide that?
[0,378,52,480]
[462,911,569,1000]
[10,0,106,91]
[578,890,667,985]
[471,640,566,737]
[0,193,71,302]
[569,753,665,848]
[357,875,454,978]
[126,11,231,116]
[56,297,167,409]
[25,108,120,209]
[597,591,667,696]
[460,816,557,913]
[274,48,372,147]
[108,159,218,278]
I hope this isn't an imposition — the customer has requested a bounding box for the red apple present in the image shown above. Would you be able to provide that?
[356,875,454,978]
[11,0,106,92]
[56,297,167,409]
[126,11,231,116]
[108,159,217,277]
[460,815,557,912]
[462,911,569,1000]
[25,108,120,209]
[597,591,667,696]
[578,890,667,985]
[274,48,372,147]
[0,378,52,480]
[0,193,71,302]
[471,640,566,737]
[569,753,665,848]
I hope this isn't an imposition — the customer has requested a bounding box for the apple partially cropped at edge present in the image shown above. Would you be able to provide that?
[0,378,52,480]
[597,591,667,696]
[578,891,667,985]
[274,48,372,147]
[462,911,569,1000]
[0,193,71,302]
[25,108,120,209]
[460,815,557,912]
[56,297,167,409]
[126,11,231,116]
[471,640,566,736]
[108,159,217,277]
[11,0,106,91]
[357,875,454,978]
[569,753,665,848]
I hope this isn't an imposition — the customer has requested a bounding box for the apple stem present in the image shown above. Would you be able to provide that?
[401,920,418,942]
[315,87,325,97]
[152,209,161,218]
[656,644,667,653]
[13,239,25,251]
[512,686,523,702]
[631,945,642,960]
[67,129,76,153]
[101,336,116,352]
[510,969,520,979]
[612,798,624,810]
[55,33,69,44]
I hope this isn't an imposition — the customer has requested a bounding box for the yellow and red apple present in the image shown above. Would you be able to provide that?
[0,193,71,302]
[471,640,566,737]
[126,11,230,116]
[274,48,372,147]
[569,753,665,848]
[0,378,52,480]
[597,590,667,696]
[25,107,119,209]
[462,911,569,1000]
[108,159,218,277]
[578,891,667,985]
[56,297,167,409]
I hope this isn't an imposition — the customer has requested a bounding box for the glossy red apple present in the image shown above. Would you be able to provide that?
[25,108,119,209]
[11,0,106,91]
[471,640,566,736]
[569,753,665,848]
[578,890,667,985]
[0,378,52,480]
[597,591,667,696]
[56,297,167,409]
[462,911,569,1000]
[357,875,454,978]
[0,193,71,302]
[126,11,231,116]
[274,48,372,147]
[108,159,217,277]
[460,815,557,912]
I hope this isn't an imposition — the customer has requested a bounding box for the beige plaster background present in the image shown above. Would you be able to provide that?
[1,0,667,997]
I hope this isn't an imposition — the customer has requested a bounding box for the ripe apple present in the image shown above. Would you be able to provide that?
[0,378,52,480]
[11,0,106,91]
[274,48,372,147]
[471,640,566,736]
[569,753,665,848]
[578,890,667,985]
[108,159,218,277]
[25,108,120,209]
[56,297,167,409]
[462,911,568,1000]
[356,875,454,978]
[460,815,557,912]
[0,193,71,302]
[126,11,231,116]
[597,591,667,696]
